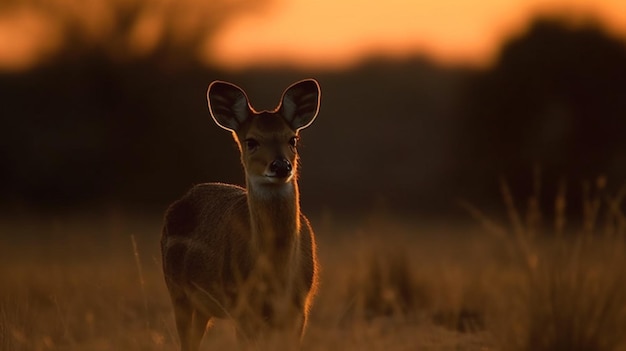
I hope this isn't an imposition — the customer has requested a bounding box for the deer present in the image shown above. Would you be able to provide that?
[161,79,321,351]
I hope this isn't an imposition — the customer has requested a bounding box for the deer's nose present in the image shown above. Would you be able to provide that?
[269,158,292,178]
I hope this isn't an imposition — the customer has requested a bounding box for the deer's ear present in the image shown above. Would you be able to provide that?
[279,79,320,131]
[207,81,251,131]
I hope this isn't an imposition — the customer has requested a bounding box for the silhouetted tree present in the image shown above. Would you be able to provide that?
[0,0,273,209]
[455,16,626,211]
[1,0,275,67]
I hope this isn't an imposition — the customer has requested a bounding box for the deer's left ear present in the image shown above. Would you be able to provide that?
[207,80,251,132]
[279,79,321,131]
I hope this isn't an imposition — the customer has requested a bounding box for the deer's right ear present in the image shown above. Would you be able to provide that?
[207,81,250,131]
[280,79,321,131]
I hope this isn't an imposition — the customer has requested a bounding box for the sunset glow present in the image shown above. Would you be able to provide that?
[1,0,626,71]
[0,8,61,71]
[208,0,626,70]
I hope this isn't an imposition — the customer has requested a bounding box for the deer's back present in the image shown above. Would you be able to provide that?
[163,182,248,238]
[161,183,251,290]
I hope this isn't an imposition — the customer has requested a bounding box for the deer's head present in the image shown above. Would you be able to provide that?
[207,79,320,186]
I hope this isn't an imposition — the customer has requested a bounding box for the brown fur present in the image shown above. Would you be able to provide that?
[161,79,321,351]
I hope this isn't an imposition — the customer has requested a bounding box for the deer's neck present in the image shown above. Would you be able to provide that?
[247,179,301,259]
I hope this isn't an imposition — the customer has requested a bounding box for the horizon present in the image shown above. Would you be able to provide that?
[0,0,625,72]
[208,0,626,70]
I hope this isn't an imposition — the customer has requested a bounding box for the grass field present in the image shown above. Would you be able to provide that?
[1,183,626,351]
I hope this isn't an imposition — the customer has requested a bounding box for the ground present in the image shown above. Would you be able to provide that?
[1,208,624,351]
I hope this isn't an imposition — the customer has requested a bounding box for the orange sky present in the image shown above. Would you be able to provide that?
[1,0,626,71]
[208,0,626,70]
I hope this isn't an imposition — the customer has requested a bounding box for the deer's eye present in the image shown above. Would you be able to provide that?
[244,138,259,151]
[288,136,298,148]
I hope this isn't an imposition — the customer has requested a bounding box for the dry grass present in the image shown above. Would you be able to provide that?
[464,176,626,351]
[0,213,173,351]
[1,181,626,351]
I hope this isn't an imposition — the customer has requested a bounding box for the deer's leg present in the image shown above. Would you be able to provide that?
[168,278,222,351]
[172,296,210,351]
[188,309,211,351]
[172,296,193,351]
[171,296,194,351]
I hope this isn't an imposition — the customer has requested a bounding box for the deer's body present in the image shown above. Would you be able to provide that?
[161,80,321,351]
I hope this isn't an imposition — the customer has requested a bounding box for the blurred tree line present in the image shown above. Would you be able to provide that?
[1,4,625,217]
[454,17,626,215]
